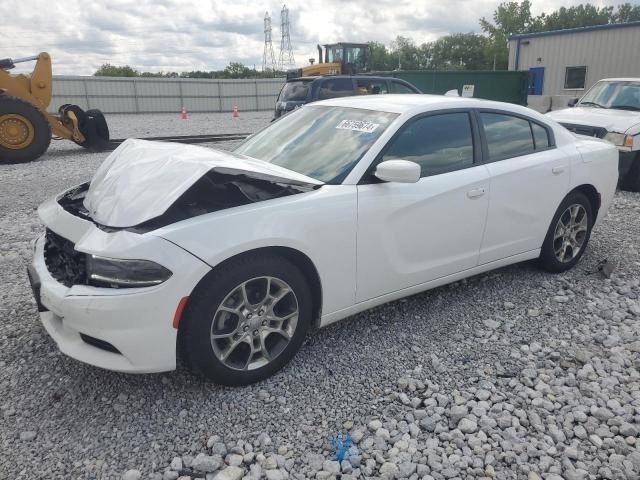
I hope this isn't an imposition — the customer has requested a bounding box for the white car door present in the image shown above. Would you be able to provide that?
[477,111,570,264]
[356,111,491,303]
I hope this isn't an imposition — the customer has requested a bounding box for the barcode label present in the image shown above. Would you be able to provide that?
[336,119,379,133]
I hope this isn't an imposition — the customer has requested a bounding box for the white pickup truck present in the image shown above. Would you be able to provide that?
[547,78,640,192]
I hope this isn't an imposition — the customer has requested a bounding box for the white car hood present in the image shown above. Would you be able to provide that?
[84,139,323,228]
[547,107,640,134]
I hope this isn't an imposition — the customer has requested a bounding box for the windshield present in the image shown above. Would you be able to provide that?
[579,81,640,110]
[234,105,398,183]
[278,80,311,102]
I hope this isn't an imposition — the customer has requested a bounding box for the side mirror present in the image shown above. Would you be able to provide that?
[374,160,421,183]
[568,98,579,107]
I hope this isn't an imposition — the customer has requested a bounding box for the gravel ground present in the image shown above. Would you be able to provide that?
[1,112,639,480]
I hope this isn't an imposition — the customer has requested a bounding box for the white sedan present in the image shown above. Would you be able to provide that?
[29,95,618,385]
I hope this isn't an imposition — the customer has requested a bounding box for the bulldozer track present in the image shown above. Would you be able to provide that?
[100,133,250,151]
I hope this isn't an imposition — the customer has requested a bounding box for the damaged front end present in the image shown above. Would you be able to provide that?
[57,171,316,233]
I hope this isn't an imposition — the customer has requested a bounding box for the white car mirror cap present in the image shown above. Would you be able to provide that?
[444,89,459,97]
[374,160,421,184]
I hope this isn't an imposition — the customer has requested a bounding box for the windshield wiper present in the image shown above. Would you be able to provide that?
[579,101,607,108]
[610,105,640,111]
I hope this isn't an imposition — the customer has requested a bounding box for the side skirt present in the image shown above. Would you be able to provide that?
[318,249,540,327]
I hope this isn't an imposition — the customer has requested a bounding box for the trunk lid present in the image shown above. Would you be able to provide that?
[84,139,322,228]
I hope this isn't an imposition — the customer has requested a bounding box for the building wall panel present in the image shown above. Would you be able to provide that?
[509,24,640,96]
[49,76,285,113]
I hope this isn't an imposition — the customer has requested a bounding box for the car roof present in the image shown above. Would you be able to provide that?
[312,94,513,114]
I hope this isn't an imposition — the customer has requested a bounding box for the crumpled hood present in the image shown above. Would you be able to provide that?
[84,139,323,228]
[547,107,640,134]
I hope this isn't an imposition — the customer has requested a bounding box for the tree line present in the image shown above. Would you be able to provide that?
[95,2,640,77]
[94,62,286,79]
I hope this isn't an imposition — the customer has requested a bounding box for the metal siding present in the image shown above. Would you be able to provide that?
[136,80,180,97]
[49,76,285,113]
[50,95,88,111]
[181,81,220,96]
[183,97,219,112]
[85,79,135,96]
[509,25,640,96]
[219,80,256,97]
[89,97,137,113]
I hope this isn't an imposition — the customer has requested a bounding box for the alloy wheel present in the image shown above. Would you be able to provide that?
[553,203,588,263]
[210,276,298,371]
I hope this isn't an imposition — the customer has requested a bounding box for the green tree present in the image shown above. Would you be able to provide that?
[94,64,139,77]
[428,33,491,70]
[537,4,612,31]
[222,62,253,79]
[611,3,640,22]
[391,36,424,70]
[479,1,535,70]
[368,41,396,71]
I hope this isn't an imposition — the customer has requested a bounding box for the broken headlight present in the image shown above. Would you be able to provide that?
[86,255,172,288]
[604,132,631,147]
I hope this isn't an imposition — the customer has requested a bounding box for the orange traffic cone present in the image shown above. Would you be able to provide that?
[181,107,187,120]
[232,105,239,119]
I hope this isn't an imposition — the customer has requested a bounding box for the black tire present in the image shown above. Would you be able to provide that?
[0,95,51,164]
[82,109,110,146]
[539,191,593,273]
[620,157,640,192]
[179,253,312,385]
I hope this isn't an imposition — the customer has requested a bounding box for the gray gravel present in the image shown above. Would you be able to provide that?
[1,112,639,479]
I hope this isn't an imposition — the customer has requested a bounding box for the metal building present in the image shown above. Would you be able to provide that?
[508,21,640,110]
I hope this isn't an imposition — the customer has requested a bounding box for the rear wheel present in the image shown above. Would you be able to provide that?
[539,191,593,272]
[0,95,51,163]
[180,254,312,385]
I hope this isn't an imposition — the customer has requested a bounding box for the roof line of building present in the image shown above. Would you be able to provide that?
[509,20,640,40]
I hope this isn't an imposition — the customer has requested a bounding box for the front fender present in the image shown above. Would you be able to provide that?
[154,185,358,317]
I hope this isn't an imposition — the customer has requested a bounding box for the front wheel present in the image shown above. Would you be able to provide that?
[180,254,312,385]
[539,191,593,273]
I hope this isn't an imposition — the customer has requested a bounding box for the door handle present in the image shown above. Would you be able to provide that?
[467,188,486,199]
[552,166,566,175]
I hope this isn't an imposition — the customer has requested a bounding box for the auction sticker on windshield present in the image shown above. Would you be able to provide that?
[336,119,379,133]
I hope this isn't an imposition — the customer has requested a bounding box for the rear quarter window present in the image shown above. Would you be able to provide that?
[279,81,311,102]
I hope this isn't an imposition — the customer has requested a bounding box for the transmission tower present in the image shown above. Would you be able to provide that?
[278,4,296,70]
[262,12,277,72]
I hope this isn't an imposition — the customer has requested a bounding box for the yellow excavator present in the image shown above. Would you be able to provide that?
[0,52,109,163]
[287,42,370,80]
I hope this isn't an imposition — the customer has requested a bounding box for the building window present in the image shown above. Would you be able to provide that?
[565,66,587,89]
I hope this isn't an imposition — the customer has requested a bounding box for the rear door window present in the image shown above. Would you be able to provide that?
[480,113,535,161]
[356,79,389,95]
[317,78,355,100]
[278,81,311,102]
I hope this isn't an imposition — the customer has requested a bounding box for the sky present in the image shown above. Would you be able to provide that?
[1,0,618,75]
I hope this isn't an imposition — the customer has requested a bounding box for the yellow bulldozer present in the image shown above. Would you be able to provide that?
[0,52,109,163]
[287,42,370,80]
